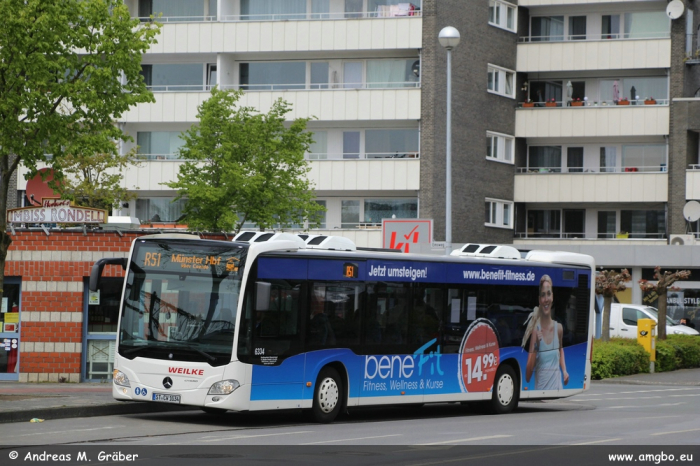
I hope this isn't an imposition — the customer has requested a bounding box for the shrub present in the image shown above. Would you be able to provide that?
[655,335,700,372]
[591,339,649,380]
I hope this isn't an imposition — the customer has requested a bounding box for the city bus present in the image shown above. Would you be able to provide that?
[89,233,595,423]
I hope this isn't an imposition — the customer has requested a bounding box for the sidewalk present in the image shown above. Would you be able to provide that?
[0,382,190,423]
[1,368,698,423]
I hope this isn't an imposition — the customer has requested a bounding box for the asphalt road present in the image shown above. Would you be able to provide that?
[4,382,699,447]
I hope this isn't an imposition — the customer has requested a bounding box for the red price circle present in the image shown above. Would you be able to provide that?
[459,319,500,392]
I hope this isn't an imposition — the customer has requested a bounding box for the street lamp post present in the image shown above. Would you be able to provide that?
[439,26,460,256]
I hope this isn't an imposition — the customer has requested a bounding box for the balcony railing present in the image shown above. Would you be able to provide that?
[518,32,670,43]
[307,152,419,160]
[517,165,667,174]
[136,154,183,161]
[138,16,216,23]
[145,82,420,92]
[520,99,668,108]
[515,232,666,239]
[135,3,422,23]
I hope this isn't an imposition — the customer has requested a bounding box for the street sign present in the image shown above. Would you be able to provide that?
[382,219,433,253]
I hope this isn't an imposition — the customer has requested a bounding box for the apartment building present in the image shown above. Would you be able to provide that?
[6,0,700,381]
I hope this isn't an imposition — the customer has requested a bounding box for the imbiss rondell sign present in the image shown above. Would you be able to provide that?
[7,199,107,224]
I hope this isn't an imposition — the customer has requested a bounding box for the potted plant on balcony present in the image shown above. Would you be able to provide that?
[545,98,557,108]
[571,97,584,107]
[616,97,630,106]
[522,98,535,108]
[644,97,657,105]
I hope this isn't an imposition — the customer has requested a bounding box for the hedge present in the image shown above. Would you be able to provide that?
[591,335,700,380]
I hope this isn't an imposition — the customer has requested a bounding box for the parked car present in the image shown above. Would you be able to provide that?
[598,303,699,338]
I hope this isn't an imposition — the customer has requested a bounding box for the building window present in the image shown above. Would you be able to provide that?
[531,16,564,42]
[623,12,670,39]
[486,131,514,164]
[620,210,665,239]
[365,129,420,159]
[527,210,561,237]
[240,62,307,91]
[569,16,587,40]
[137,132,186,160]
[140,64,205,91]
[308,131,328,160]
[240,0,306,20]
[363,199,417,224]
[600,147,617,173]
[341,200,360,228]
[598,211,616,238]
[366,59,419,88]
[139,0,215,21]
[488,0,517,32]
[136,198,187,223]
[485,199,513,229]
[487,65,515,98]
[528,146,562,172]
[622,145,666,172]
[567,147,584,173]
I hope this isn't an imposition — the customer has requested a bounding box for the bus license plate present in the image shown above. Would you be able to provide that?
[152,393,181,404]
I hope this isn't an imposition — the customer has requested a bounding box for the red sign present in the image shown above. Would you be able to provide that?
[168,367,204,376]
[459,319,500,393]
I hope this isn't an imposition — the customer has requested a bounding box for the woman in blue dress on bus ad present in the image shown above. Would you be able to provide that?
[523,274,569,390]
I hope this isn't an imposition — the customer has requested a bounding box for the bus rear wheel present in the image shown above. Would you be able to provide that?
[488,365,518,414]
[312,367,343,423]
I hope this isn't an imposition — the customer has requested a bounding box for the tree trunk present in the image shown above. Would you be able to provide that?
[657,289,667,340]
[601,294,613,341]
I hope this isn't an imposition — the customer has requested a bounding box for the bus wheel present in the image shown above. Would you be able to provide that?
[488,365,518,414]
[312,367,343,423]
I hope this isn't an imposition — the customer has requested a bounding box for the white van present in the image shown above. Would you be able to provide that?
[604,303,699,338]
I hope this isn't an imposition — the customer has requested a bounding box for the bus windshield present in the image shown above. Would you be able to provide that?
[119,238,247,366]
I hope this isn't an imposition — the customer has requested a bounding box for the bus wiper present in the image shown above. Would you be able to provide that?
[192,348,217,363]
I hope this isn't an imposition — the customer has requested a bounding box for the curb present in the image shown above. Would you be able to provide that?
[0,402,193,424]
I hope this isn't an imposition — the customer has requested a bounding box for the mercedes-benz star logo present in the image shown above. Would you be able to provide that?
[163,377,173,389]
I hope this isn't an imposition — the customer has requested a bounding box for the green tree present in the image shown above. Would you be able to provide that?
[0,0,159,301]
[595,269,630,341]
[167,88,325,232]
[638,267,691,340]
[50,147,142,211]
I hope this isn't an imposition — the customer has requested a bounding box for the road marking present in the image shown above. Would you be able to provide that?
[419,435,512,445]
[199,431,313,443]
[651,428,700,436]
[301,434,401,445]
[607,402,684,409]
[13,426,123,438]
[572,438,622,445]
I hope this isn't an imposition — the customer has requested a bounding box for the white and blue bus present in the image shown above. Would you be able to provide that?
[90,233,595,423]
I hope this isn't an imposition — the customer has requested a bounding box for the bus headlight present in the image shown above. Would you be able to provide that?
[113,370,130,388]
[208,379,240,395]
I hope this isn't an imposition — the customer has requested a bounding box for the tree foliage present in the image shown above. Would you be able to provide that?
[0,0,160,300]
[638,267,691,340]
[166,88,325,233]
[595,269,631,341]
[49,147,142,211]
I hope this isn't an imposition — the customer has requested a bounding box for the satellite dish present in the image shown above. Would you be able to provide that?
[683,200,700,222]
[667,0,684,20]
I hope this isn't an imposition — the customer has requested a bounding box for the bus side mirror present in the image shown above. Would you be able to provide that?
[255,282,271,311]
[89,258,127,291]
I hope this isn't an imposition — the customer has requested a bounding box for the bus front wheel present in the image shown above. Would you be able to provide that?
[312,367,343,423]
[488,365,519,414]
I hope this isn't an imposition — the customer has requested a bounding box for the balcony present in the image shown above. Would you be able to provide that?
[121,87,421,123]
[517,37,671,72]
[307,152,419,160]
[117,158,419,192]
[686,165,700,200]
[146,16,422,54]
[514,171,667,203]
[515,104,669,138]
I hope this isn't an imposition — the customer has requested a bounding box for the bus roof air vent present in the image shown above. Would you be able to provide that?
[232,231,306,248]
[451,244,521,260]
[304,235,356,251]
